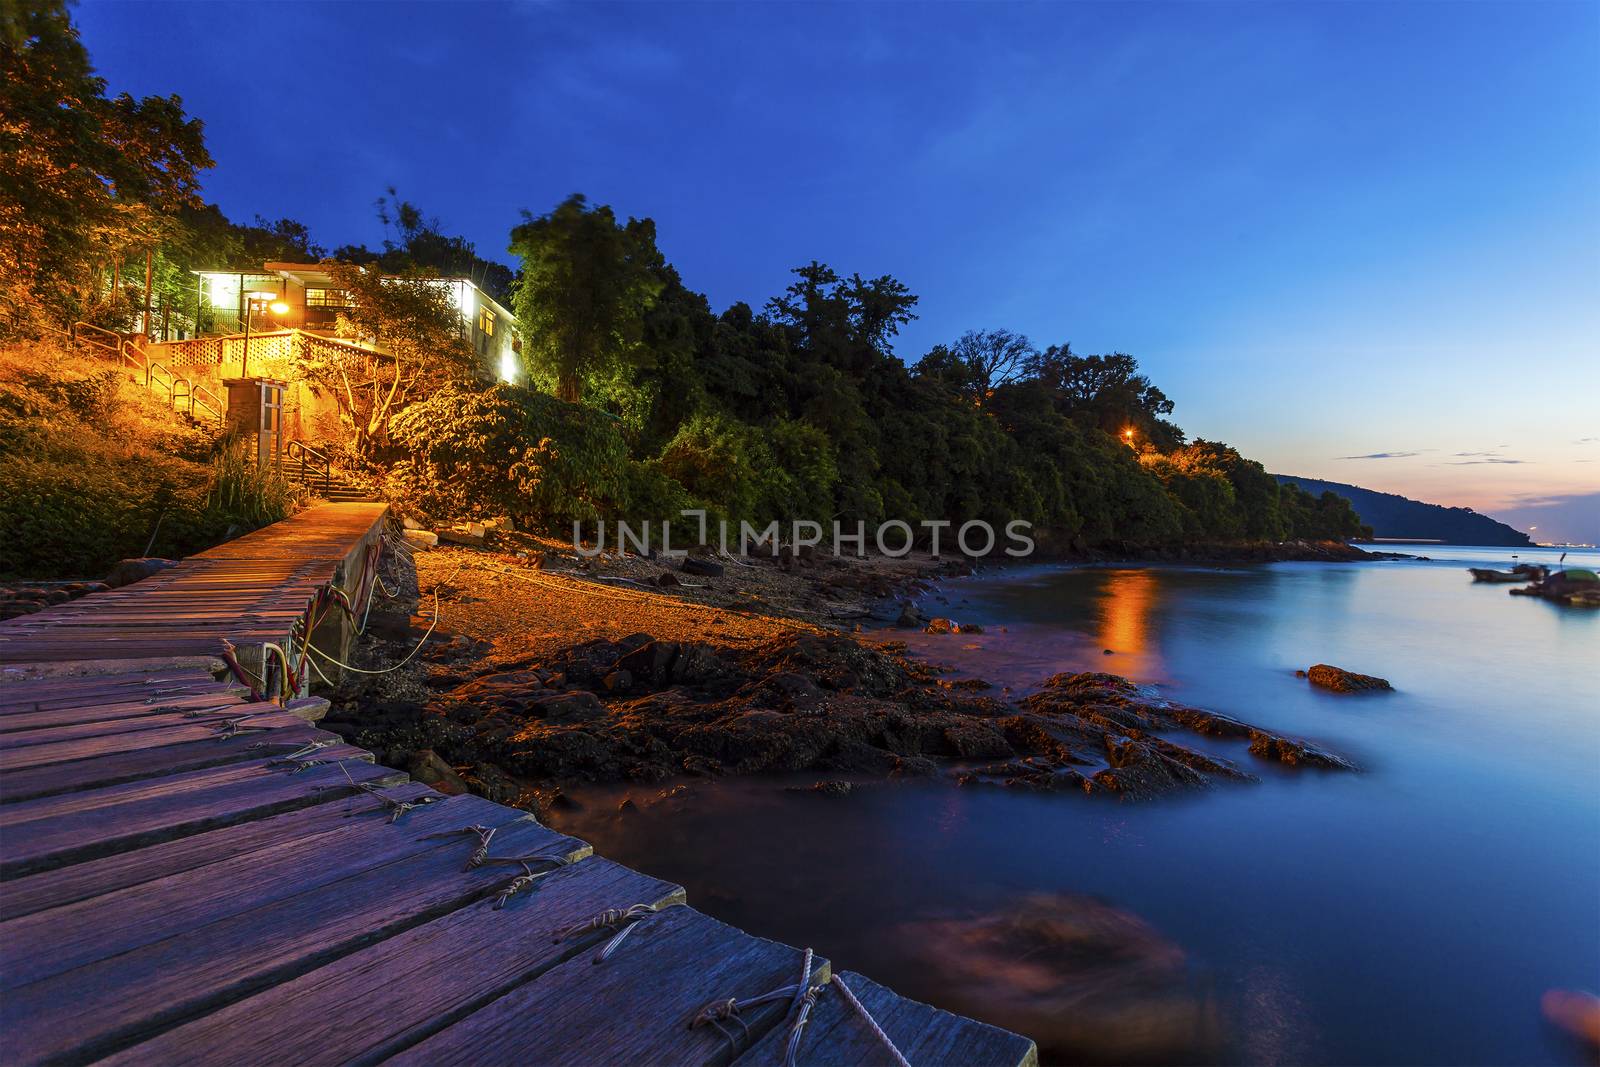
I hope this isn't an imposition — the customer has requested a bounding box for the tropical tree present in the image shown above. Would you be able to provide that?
[0,1,211,335]
[298,262,480,455]
[916,328,1036,406]
[508,194,664,402]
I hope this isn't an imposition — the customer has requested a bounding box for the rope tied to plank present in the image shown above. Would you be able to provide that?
[832,973,912,1067]
[213,717,273,739]
[264,738,339,762]
[555,902,680,963]
[422,824,496,870]
[183,703,240,719]
[485,850,578,910]
[689,947,913,1067]
[336,763,442,823]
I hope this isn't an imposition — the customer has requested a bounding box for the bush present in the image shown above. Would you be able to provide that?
[387,382,634,530]
[203,439,303,530]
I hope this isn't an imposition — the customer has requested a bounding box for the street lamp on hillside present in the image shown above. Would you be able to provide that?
[241,290,286,377]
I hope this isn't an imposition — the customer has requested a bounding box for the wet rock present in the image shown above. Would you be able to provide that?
[1088,740,1211,801]
[807,779,854,797]
[602,669,633,692]
[408,749,468,795]
[938,720,1013,759]
[895,600,923,628]
[528,690,607,724]
[1247,731,1356,770]
[682,556,724,578]
[464,762,524,805]
[1306,664,1392,693]
[104,557,179,588]
[616,640,680,686]
[653,570,680,588]
[923,617,956,634]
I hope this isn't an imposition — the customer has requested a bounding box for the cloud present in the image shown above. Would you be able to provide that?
[1336,450,1424,460]
[1445,458,1528,465]
[1578,437,1600,445]
[1452,451,1498,457]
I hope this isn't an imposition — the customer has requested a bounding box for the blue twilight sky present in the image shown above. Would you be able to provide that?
[76,1,1600,541]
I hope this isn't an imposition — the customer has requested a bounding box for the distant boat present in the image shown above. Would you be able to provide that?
[1469,568,1527,583]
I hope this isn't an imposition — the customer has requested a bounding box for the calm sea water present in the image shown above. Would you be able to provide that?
[552,545,1600,1065]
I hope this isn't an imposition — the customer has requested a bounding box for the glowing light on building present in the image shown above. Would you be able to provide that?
[499,350,518,383]
[208,275,240,306]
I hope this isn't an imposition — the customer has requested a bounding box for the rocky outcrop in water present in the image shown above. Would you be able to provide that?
[389,631,1354,812]
[1305,664,1393,693]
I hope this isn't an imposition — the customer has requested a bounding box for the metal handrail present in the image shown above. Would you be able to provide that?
[286,439,332,495]
[72,321,122,355]
[190,382,223,421]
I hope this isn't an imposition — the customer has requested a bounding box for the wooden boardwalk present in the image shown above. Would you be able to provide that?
[0,507,1036,1065]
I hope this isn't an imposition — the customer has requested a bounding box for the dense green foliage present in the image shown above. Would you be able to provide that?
[1,1,211,336]
[383,216,1370,547]
[1,4,1371,554]
[509,195,665,402]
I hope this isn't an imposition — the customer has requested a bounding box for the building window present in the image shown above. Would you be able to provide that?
[478,307,495,336]
[306,288,350,308]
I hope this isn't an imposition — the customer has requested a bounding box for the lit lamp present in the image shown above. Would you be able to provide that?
[241,290,287,377]
[1123,427,1137,449]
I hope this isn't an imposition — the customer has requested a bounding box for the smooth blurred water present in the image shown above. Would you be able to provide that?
[552,546,1600,1065]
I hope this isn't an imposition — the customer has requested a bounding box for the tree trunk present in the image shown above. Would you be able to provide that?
[557,372,581,403]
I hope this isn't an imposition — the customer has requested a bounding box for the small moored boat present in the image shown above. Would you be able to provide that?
[1469,568,1527,583]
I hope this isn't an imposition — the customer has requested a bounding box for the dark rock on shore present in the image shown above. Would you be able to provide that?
[1306,664,1393,693]
[406,628,1355,813]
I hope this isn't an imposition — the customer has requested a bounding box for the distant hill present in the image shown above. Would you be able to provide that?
[1273,475,1533,546]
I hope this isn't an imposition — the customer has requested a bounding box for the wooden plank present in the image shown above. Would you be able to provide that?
[0,781,436,921]
[0,750,398,878]
[0,671,223,711]
[384,905,830,1067]
[0,689,246,730]
[101,856,684,1067]
[0,705,296,761]
[0,793,539,989]
[0,721,338,803]
[733,970,1038,1067]
[0,809,585,1064]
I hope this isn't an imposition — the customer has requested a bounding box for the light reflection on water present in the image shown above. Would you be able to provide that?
[551,546,1600,1065]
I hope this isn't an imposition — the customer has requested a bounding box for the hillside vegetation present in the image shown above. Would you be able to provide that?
[0,342,299,578]
[3,5,1371,555]
[1274,475,1531,546]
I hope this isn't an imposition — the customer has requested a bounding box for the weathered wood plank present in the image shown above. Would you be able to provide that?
[733,969,1038,1067]
[0,689,249,732]
[0,793,538,989]
[0,810,586,1064]
[0,722,337,803]
[0,672,223,711]
[0,751,398,878]
[102,856,684,1067]
[0,781,436,921]
[0,707,305,767]
[384,905,830,1067]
